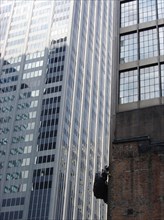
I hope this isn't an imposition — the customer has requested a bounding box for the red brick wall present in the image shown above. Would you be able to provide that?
[108,142,164,220]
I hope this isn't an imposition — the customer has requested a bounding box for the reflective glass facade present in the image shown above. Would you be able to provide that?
[119,0,164,105]
[0,1,113,220]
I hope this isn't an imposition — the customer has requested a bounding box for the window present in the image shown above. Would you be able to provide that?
[19,91,31,99]
[31,90,39,97]
[0,95,15,103]
[17,102,30,110]
[25,134,33,142]
[24,146,32,153]
[0,105,13,113]
[0,75,18,84]
[14,124,28,132]
[140,29,158,59]
[30,100,38,108]
[26,51,44,60]
[27,122,35,130]
[3,56,21,65]
[119,69,138,104]
[0,138,8,145]
[161,64,164,96]
[6,171,29,180]
[24,60,43,70]
[41,107,60,116]
[10,147,24,155]
[8,158,30,168]
[0,162,4,169]
[139,0,156,23]
[120,33,138,63]
[140,65,160,100]
[159,26,164,55]
[38,142,56,151]
[119,65,163,104]
[0,150,6,156]
[20,183,27,192]
[0,116,11,124]
[121,0,137,27]
[0,85,17,93]
[28,111,36,119]
[16,113,29,121]
[35,155,55,164]
[42,96,61,105]
[33,167,53,177]
[23,69,42,79]
[7,38,24,47]
[158,0,164,19]
[44,85,62,94]
[4,184,27,194]
[46,75,63,84]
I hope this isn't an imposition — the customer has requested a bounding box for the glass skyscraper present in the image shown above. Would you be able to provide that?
[0,1,113,220]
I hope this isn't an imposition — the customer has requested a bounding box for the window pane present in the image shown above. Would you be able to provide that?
[119,69,138,104]
[139,0,156,23]
[161,64,164,96]
[120,33,138,63]
[121,0,137,27]
[140,29,158,59]
[158,0,164,19]
[140,65,160,100]
[159,26,164,55]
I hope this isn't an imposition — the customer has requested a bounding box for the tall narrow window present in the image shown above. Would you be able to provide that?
[161,64,164,96]
[140,65,160,100]
[159,26,164,55]
[119,69,138,104]
[158,0,164,19]
[121,1,137,27]
[139,0,156,23]
[140,29,158,59]
[120,33,138,63]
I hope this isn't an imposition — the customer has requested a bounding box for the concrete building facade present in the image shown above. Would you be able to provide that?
[108,0,164,219]
[0,1,113,220]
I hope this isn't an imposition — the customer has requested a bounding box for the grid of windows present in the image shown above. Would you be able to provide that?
[2,197,25,207]
[119,69,138,104]
[0,85,17,93]
[120,0,137,27]
[0,75,18,84]
[0,211,23,220]
[0,95,15,103]
[4,183,27,193]
[120,33,138,63]
[23,70,42,79]
[120,27,164,63]
[159,26,164,55]
[140,29,158,59]
[119,65,164,104]
[140,65,160,100]
[121,0,164,27]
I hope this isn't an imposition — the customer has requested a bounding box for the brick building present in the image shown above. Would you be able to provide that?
[108,1,164,219]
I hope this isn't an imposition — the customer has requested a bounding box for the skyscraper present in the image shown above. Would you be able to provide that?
[0,1,113,220]
[108,0,164,219]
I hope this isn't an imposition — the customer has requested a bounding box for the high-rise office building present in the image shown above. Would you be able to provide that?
[0,1,113,220]
[108,0,164,219]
